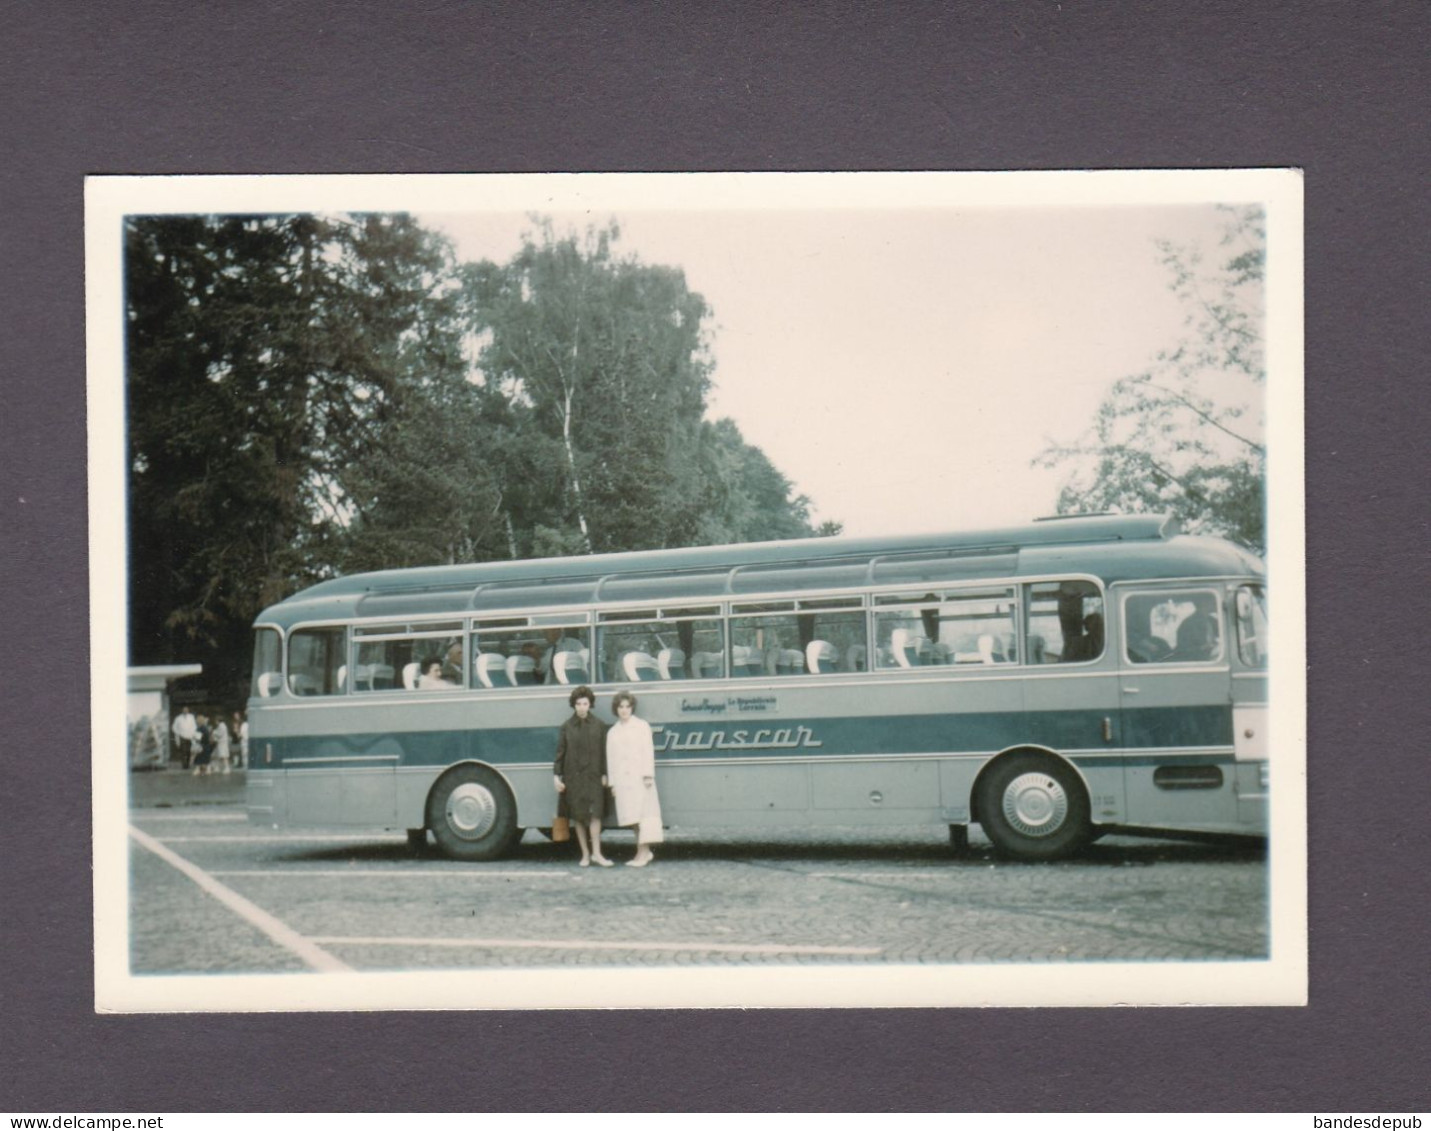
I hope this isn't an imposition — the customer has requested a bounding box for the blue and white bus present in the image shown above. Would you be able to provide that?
[245,514,1270,862]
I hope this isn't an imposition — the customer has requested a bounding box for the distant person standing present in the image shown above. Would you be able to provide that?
[172,706,197,770]
[212,716,232,774]
[191,714,213,776]
[234,712,248,769]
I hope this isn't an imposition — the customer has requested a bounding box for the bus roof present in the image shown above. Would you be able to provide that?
[255,514,1264,629]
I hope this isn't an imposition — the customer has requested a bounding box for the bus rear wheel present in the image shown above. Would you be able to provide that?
[977,753,1091,862]
[426,765,521,862]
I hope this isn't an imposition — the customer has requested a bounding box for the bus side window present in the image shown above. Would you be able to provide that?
[601,612,722,682]
[1123,590,1222,664]
[251,627,282,698]
[1027,581,1101,664]
[475,626,591,687]
[876,589,1016,668]
[287,626,348,696]
[1235,585,1268,668]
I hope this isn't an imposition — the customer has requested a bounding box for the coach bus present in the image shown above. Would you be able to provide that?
[244,513,1270,862]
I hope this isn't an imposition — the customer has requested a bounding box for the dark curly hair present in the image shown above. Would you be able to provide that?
[611,689,638,713]
[568,685,596,709]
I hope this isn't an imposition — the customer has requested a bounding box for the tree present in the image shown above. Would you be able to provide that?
[686,418,821,545]
[463,221,819,555]
[1035,205,1267,553]
[125,213,467,699]
[126,211,831,703]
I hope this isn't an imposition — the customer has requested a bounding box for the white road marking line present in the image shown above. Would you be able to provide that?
[806,872,947,879]
[209,870,569,879]
[128,824,352,973]
[154,834,410,843]
[310,935,882,956]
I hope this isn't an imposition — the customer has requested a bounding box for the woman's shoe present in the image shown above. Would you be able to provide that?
[593,855,614,868]
[578,858,590,868]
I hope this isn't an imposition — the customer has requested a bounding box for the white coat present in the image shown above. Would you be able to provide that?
[606,715,662,837]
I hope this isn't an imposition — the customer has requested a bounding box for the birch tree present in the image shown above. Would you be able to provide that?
[464,221,717,554]
[1036,205,1267,553]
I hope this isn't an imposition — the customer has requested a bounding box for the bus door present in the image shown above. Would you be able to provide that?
[1020,580,1124,825]
[1114,582,1238,831]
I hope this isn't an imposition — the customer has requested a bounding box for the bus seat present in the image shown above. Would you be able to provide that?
[657,648,687,680]
[288,674,319,696]
[806,640,839,674]
[257,671,282,698]
[843,644,867,672]
[931,642,956,665]
[777,647,805,675]
[690,650,722,678]
[506,655,538,686]
[891,629,929,668]
[552,650,589,685]
[1028,634,1047,664]
[369,663,395,689]
[975,634,1000,664]
[402,662,421,690]
[336,665,348,691]
[731,645,760,677]
[622,652,660,682]
[476,653,512,689]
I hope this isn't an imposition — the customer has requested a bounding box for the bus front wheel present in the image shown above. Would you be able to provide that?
[427,765,521,862]
[976,753,1091,862]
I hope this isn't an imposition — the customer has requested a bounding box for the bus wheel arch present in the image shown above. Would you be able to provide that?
[972,746,1093,861]
[424,761,522,862]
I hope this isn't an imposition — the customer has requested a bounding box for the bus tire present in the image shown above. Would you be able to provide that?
[426,765,521,862]
[976,752,1091,862]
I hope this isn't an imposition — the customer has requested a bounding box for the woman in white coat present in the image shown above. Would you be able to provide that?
[606,690,663,867]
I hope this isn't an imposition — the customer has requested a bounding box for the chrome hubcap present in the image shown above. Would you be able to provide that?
[445,782,497,840]
[1002,772,1069,838]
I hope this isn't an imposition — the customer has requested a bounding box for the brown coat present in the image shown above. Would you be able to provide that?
[554,713,608,821]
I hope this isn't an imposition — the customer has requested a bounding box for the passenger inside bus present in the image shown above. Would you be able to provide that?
[1126,592,1220,663]
[1167,602,1219,662]
[440,641,464,684]
[418,658,457,690]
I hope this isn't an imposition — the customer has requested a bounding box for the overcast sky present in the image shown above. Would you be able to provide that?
[95,171,1279,541]
[424,200,1238,538]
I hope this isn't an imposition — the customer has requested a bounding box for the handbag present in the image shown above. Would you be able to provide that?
[550,815,571,843]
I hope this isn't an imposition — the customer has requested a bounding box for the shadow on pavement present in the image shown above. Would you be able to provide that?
[257,828,1266,868]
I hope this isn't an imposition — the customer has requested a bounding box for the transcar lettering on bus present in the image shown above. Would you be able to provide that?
[652,725,822,753]
[679,696,778,715]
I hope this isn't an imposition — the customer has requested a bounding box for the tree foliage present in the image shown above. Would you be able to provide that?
[1036,206,1267,553]
[463,221,713,554]
[125,213,826,702]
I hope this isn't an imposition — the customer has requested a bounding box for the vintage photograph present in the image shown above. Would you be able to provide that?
[89,170,1305,1010]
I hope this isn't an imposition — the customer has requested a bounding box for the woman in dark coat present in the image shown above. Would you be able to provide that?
[553,685,611,867]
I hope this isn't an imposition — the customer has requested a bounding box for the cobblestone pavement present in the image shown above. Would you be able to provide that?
[126,801,1269,975]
